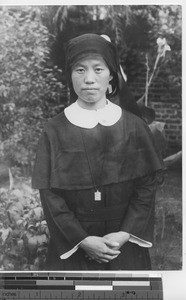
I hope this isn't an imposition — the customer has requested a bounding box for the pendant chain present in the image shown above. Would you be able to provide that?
[80,127,109,200]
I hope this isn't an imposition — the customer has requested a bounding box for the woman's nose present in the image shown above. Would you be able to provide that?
[84,70,95,83]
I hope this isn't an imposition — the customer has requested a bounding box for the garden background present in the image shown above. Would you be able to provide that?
[0,5,182,271]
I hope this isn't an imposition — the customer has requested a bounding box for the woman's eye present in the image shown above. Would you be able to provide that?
[76,68,85,73]
[95,68,103,73]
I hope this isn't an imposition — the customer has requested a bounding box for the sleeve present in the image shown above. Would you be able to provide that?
[120,172,157,244]
[39,189,89,257]
[129,235,152,248]
[60,243,81,259]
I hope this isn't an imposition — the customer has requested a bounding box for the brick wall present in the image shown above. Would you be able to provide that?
[128,74,182,153]
[150,102,181,145]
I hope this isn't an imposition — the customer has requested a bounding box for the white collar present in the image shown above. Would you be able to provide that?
[64,100,122,129]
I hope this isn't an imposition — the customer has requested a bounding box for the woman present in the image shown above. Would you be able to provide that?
[32,33,163,270]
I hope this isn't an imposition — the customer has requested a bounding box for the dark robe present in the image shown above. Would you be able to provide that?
[32,108,163,270]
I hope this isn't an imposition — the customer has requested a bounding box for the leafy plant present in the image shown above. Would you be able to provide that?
[137,37,171,106]
[150,167,182,270]
[0,6,65,175]
[0,176,49,270]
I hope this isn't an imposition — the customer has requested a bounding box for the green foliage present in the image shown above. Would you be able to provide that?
[0,6,65,175]
[0,177,49,270]
[108,5,181,89]
[150,167,182,270]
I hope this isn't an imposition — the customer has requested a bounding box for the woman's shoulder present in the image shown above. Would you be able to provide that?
[122,108,147,128]
[44,110,67,131]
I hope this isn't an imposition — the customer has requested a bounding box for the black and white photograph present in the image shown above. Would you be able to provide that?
[0,2,184,293]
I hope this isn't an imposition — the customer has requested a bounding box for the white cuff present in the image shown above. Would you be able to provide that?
[60,234,152,260]
[129,234,152,248]
[60,242,81,259]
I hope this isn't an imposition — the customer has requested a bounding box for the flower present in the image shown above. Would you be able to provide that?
[156,37,171,57]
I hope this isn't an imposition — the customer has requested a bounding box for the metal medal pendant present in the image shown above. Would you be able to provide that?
[94,190,101,201]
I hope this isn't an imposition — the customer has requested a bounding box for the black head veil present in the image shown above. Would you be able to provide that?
[65,33,142,118]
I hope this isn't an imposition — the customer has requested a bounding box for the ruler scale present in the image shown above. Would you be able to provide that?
[0,273,163,300]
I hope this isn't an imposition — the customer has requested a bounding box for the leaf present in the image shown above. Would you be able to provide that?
[33,207,43,221]
[37,234,48,245]
[21,182,33,195]
[11,189,24,200]
[16,219,24,227]
[8,248,19,258]
[149,121,165,133]
[27,233,47,253]
[7,202,23,222]
[2,257,14,270]
[28,236,38,251]
[164,151,182,168]
[37,245,47,255]
[41,220,47,225]
[0,228,10,243]
[17,238,24,250]
[27,223,36,231]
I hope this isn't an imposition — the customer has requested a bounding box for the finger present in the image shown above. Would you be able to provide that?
[95,253,119,263]
[96,258,109,263]
[103,254,119,261]
[104,239,120,248]
[96,260,103,264]
[105,248,121,256]
[110,246,120,251]
[96,254,119,263]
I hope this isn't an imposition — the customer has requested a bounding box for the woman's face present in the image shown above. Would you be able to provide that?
[71,55,113,109]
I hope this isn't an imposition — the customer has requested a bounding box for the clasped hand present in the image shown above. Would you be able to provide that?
[79,232,130,264]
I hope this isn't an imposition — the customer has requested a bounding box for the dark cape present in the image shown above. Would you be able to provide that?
[32,109,163,271]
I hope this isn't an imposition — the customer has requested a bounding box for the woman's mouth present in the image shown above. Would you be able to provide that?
[82,87,98,91]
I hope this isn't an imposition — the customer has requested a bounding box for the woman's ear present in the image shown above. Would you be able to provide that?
[107,84,112,94]
[109,74,113,82]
